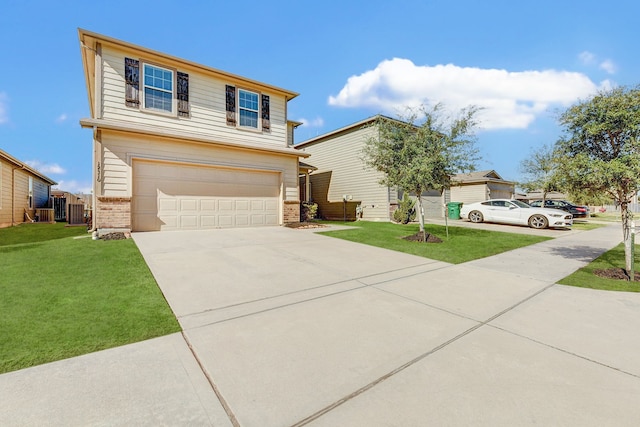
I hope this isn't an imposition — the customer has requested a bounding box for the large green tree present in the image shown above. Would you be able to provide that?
[555,86,640,277]
[519,143,559,201]
[362,104,480,238]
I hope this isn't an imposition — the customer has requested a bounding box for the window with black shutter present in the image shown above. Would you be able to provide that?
[261,94,270,132]
[177,72,189,117]
[125,58,189,118]
[226,85,236,126]
[124,58,140,107]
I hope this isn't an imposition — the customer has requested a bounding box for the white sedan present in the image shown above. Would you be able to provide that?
[459,199,573,229]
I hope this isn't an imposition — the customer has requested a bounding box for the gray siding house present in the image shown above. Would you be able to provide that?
[295,116,399,221]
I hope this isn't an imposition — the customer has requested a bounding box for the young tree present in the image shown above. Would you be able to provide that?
[362,104,481,239]
[555,86,640,278]
[519,143,559,202]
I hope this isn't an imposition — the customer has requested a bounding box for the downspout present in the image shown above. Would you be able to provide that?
[90,126,99,233]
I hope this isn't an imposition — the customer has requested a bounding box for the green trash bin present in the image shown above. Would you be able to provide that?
[447,202,462,220]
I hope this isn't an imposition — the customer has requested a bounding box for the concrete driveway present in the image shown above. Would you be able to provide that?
[1,224,639,426]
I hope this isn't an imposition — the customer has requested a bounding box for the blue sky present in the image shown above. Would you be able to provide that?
[1,0,638,193]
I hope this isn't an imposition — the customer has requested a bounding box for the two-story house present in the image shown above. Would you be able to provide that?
[295,116,445,221]
[295,117,515,221]
[78,29,308,235]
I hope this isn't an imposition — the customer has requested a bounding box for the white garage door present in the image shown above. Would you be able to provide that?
[132,160,280,231]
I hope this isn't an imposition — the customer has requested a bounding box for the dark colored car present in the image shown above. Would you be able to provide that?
[529,200,590,218]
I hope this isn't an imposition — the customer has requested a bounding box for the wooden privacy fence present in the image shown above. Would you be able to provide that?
[68,204,85,225]
[53,197,66,221]
[35,208,55,223]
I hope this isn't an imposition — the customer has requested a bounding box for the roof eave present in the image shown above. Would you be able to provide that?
[79,118,310,158]
[77,28,299,101]
[0,149,57,185]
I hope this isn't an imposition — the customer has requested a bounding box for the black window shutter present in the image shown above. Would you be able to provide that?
[261,94,270,131]
[124,58,140,107]
[177,72,189,117]
[225,85,236,126]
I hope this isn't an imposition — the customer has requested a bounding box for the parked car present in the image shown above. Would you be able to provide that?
[460,199,573,229]
[528,199,589,218]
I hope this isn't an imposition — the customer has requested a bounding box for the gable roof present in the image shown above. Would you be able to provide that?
[294,115,406,149]
[78,28,299,118]
[452,170,515,185]
[0,149,57,185]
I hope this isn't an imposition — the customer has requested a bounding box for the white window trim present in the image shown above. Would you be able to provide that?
[141,61,177,117]
[237,88,261,131]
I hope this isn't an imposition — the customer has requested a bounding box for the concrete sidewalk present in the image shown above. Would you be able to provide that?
[1,223,639,426]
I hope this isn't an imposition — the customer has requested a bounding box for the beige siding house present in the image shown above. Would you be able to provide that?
[78,29,308,234]
[450,170,515,204]
[0,149,57,228]
[295,117,399,221]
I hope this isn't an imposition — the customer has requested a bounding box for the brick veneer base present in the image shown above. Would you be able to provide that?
[283,200,300,224]
[96,197,131,231]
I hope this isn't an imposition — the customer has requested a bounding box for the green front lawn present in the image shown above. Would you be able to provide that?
[0,224,180,374]
[0,221,87,245]
[319,221,551,264]
[558,243,640,292]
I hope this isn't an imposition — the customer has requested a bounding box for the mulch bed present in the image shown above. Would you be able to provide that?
[100,232,129,240]
[284,222,328,229]
[594,268,640,282]
[402,231,443,243]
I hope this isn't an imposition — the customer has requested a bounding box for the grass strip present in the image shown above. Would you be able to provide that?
[318,221,551,264]
[0,235,180,374]
[558,243,640,292]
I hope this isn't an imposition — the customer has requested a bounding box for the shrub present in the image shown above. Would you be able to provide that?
[393,194,416,224]
[301,201,318,221]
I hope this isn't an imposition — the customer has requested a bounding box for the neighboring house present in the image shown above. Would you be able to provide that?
[295,118,515,221]
[294,115,444,220]
[450,170,515,204]
[51,190,91,224]
[0,149,57,228]
[78,29,308,234]
[295,116,399,221]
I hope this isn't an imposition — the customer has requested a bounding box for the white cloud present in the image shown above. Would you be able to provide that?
[298,116,325,127]
[52,180,92,194]
[0,92,8,124]
[55,113,68,123]
[328,58,607,130]
[599,59,617,74]
[579,51,617,75]
[25,160,67,175]
[579,51,596,65]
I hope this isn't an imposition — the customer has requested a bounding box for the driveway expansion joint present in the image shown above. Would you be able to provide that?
[291,281,560,426]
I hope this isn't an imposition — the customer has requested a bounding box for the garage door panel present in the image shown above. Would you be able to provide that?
[160,215,178,228]
[201,216,217,227]
[235,215,250,226]
[219,200,234,211]
[251,200,265,211]
[180,199,198,211]
[158,197,178,211]
[201,199,217,211]
[265,214,278,225]
[219,215,233,227]
[179,215,198,228]
[133,160,280,231]
[235,200,250,211]
[265,199,278,210]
